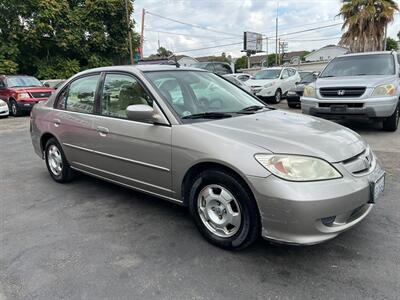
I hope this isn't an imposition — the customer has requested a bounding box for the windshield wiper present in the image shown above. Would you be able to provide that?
[181,112,232,119]
[236,105,265,114]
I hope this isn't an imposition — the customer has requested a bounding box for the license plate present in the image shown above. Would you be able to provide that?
[370,175,385,203]
[330,105,346,113]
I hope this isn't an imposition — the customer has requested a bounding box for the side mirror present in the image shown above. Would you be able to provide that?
[126,104,165,124]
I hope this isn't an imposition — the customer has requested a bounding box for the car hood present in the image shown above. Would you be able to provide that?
[192,110,365,162]
[315,75,396,88]
[245,79,277,87]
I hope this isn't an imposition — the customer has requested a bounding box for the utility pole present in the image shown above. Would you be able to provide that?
[125,0,134,64]
[383,23,388,51]
[140,8,146,59]
[266,37,268,67]
[277,38,281,65]
[275,0,279,66]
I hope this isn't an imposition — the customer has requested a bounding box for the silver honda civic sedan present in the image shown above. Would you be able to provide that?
[30,65,385,250]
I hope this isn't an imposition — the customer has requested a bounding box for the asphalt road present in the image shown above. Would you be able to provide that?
[1,103,399,300]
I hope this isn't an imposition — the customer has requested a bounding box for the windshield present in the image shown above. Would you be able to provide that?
[320,54,395,77]
[254,69,281,80]
[7,76,43,88]
[145,71,263,120]
[300,73,315,84]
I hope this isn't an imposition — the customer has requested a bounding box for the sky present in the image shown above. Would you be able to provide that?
[133,0,400,58]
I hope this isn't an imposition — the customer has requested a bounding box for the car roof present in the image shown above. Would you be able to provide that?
[340,51,394,58]
[77,64,207,75]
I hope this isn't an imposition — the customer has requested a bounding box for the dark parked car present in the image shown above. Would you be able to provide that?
[287,72,317,108]
[0,75,54,116]
[192,62,233,75]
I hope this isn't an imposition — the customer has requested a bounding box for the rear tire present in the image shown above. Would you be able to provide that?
[287,102,298,109]
[45,138,74,183]
[188,169,261,250]
[10,100,21,117]
[382,103,399,132]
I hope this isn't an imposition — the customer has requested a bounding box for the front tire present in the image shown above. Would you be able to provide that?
[10,100,21,117]
[45,138,74,183]
[287,101,298,109]
[273,89,282,104]
[188,169,260,250]
[382,103,399,132]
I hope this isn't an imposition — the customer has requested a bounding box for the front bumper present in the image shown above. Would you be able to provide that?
[252,86,276,97]
[248,161,384,245]
[17,99,47,111]
[301,95,398,118]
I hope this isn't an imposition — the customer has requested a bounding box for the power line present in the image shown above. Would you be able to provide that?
[277,23,343,37]
[145,28,238,40]
[146,10,242,37]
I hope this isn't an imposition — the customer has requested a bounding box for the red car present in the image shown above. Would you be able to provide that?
[0,75,54,116]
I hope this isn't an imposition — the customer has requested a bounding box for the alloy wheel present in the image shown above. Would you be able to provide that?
[11,103,17,116]
[47,144,63,176]
[197,184,242,238]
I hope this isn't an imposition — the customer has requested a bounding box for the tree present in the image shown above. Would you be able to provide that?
[157,47,173,58]
[386,37,398,51]
[0,0,140,78]
[235,56,247,70]
[338,0,399,52]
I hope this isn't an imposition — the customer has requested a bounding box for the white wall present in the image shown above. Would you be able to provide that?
[305,47,347,62]
[178,57,198,67]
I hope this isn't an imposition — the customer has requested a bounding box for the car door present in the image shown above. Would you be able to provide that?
[90,72,173,199]
[52,74,102,169]
[280,69,291,93]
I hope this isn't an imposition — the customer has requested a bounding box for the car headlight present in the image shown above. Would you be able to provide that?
[303,85,315,97]
[264,82,275,88]
[287,90,297,95]
[0,100,7,107]
[372,83,397,97]
[254,154,342,181]
[17,92,30,99]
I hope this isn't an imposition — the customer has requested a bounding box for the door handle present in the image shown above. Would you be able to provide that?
[53,118,61,127]
[96,126,109,137]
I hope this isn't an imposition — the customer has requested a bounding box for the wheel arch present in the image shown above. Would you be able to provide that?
[40,132,57,153]
[181,161,257,208]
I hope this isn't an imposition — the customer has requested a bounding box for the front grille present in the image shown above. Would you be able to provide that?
[342,147,374,175]
[319,103,363,108]
[31,91,51,98]
[320,87,366,98]
[296,91,303,96]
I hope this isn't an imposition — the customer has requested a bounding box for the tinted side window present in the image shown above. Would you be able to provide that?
[100,74,153,119]
[0,80,5,88]
[63,75,99,113]
[282,69,289,78]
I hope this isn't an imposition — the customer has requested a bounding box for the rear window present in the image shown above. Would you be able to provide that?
[320,54,395,77]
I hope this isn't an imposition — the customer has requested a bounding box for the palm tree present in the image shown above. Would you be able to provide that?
[338,0,399,52]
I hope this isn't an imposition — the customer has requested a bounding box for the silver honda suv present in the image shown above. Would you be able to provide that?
[302,51,400,131]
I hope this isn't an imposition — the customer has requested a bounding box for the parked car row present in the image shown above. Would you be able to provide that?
[0,75,63,117]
